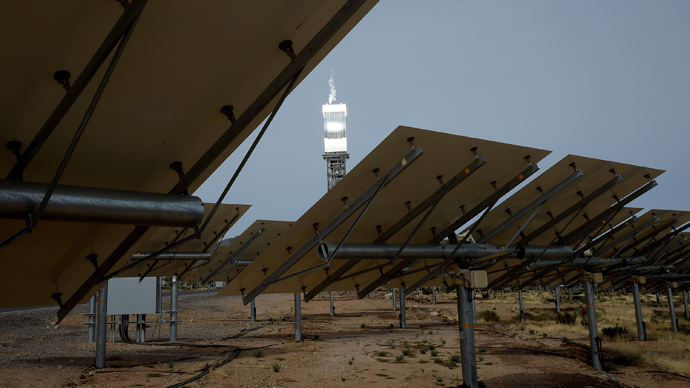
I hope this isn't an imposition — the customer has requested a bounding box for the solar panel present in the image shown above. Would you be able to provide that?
[0,1,377,314]
[218,126,550,301]
[187,219,293,283]
[114,204,251,278]
[470,155,664,247]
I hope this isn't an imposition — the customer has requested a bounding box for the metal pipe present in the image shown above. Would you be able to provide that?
[0,180,203,227]
[318,242,573,260]
[457,286,478,388]
[656,292,661,307]
[584,281,603,371]
[667,287,678,333]
[95,282,108,369]
[170,276,178,342]
[633,282,646,341]
[294,293,303,342]
[131,252,211,261]
[330,291,335,317]
[250,299,256,322]
[684,290,690,320]
[568,288,573,302]
[399,287,406,328]
[432,287,436,304]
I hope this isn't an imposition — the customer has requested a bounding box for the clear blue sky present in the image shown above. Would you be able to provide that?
[195,1,690,238]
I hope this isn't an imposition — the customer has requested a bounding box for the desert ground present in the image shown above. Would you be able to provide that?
[0,287,688,388]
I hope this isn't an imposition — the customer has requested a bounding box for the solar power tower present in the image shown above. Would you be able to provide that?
[322,80,349,191]
[322,77,348,318]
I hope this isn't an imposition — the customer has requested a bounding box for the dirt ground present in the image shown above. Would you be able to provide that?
[0,289,688,388]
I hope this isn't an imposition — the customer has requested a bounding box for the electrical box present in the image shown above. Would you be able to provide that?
[591,272,604,284]
[107,277,158,315]
[670,282,678,289]
[469,270,488,289]
[635,276,646,284]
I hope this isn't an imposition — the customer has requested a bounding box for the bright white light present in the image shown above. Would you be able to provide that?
[326,121,344,132]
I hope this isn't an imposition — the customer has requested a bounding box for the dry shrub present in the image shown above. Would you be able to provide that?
[477,310,500,322]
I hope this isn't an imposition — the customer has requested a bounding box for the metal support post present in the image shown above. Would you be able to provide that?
[87,294,97,343]
[633,282,646,341]
[584,281,603,371]
[330,291,335,317]
[250,299,256,322]
[555,287,561,313]
[135,314,141,342]
[399,287,407,328]
[142,314,147,342]
[684,291,690,320]
[457,286,478,388]
[95,282,108,369]
[392,288,397,311]
[667,287,678,333]
[656,292,661,307]
[519,289,525,322]
[538,284,542,295]
[432,287,437,304]
[170,275,178,342]
[568,288,573,302]
[294,293,303,342]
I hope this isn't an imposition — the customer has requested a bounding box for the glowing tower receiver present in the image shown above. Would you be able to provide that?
[322,74,349,191]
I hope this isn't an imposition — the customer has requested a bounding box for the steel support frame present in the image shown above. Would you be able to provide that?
[477,168,583,244]
[620,218,679,258]
[56,0,372,323]
[202,225,266,283]
[564,182,659,249]
[575,213,638,257]
[592,216,661,257]
[361,163,540,298]
[520,174,623,245]
[303,154,487,302]
[242,146,423,305]
[320,242,573,261]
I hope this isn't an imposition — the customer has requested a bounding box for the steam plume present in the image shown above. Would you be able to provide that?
[328,70,336,104]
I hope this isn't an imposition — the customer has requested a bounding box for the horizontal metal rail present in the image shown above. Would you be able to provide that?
[0,180,203,227]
